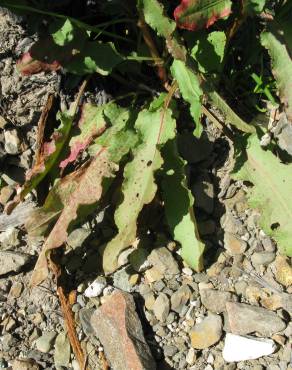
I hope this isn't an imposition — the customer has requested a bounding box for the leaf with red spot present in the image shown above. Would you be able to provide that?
[30,150,117,287]
[7,112,73,213]
[59,104,107,170]
[17,51,61,75]
[174,0,232,31]
[17,18,123,77]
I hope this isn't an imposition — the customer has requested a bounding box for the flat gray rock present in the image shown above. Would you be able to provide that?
[200,289,237,313]
[0,251,31,276]
[226,302,286,336]
[147,247,179,276]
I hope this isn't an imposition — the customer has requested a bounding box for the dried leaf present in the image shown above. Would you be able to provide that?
[59,104,107,170]
[18,112,73,203]
[30,150,117,287]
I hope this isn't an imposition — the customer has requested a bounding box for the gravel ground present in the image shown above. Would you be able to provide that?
[0,8,291,370]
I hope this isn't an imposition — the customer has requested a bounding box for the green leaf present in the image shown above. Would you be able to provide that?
[139,0,186,61]
[59,103,107,170]
[191,31,226,73]
[161,140,204,271]
[261,26,292,121]
[171,60,203,137]
[243,0,266,15]
[66,42,124,76]
[27,103,137,237]
[89,104,138,162]
[174,0,232,31]
[233,134,292,257]
[103,103,176,273]
[208,90,256,133]
[51,18,74,46]
[139,0,176,38]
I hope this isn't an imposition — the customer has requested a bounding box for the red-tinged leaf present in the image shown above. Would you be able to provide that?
[17,51,61,75]
[6,112,73,214]
[174,0,232,31]
[59,104,107,170]
[30,150,117,287]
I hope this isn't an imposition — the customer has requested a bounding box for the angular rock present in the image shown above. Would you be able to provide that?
[12,358,39,370]
[153,293,170,322]
[113,267,132,292]
[0,185,14,206]
[0,227,19,248]
[8,281,23,298]
[144,267,163,282]
[147,247,179,276]
[200,289,237,313]
[251,251,276,266]
[91,290,156,370]
[224,232,247,255]
[0,251,31,276]
[129,248,150,272]
[171,285,191,313]
[35,331,57,353]
[190,314,222,349]
[79,308,95,337]
[226,302,286,336]
[54,332,71,367]
[4,128,21,154]
[272,255,292,288]
[67,228,90,249]
[84,277,107,298]
[223,333,276,362]
[144,293,155,311]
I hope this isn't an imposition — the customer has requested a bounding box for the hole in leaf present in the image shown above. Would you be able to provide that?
[271,222,280,230]
[147,161,152,166]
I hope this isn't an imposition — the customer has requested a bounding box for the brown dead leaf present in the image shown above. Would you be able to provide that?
[30,149,117,287]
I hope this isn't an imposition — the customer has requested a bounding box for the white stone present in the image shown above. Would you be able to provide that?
[186,348,196,365]
[84,279,107,298]
[222,333,276,362]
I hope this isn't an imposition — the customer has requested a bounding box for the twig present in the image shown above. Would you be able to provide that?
[50,259,89,370]
[35,94,54,165]
[137,12,168,87]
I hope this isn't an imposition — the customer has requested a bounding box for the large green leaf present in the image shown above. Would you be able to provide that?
[233,134,292,257]
[102,103,176,273]
[17,18,123,76]
[170,60,203,137]
[261,25,292,121]
[26,103,137,238]
[174,0,232,31]
[161,140,204,271]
